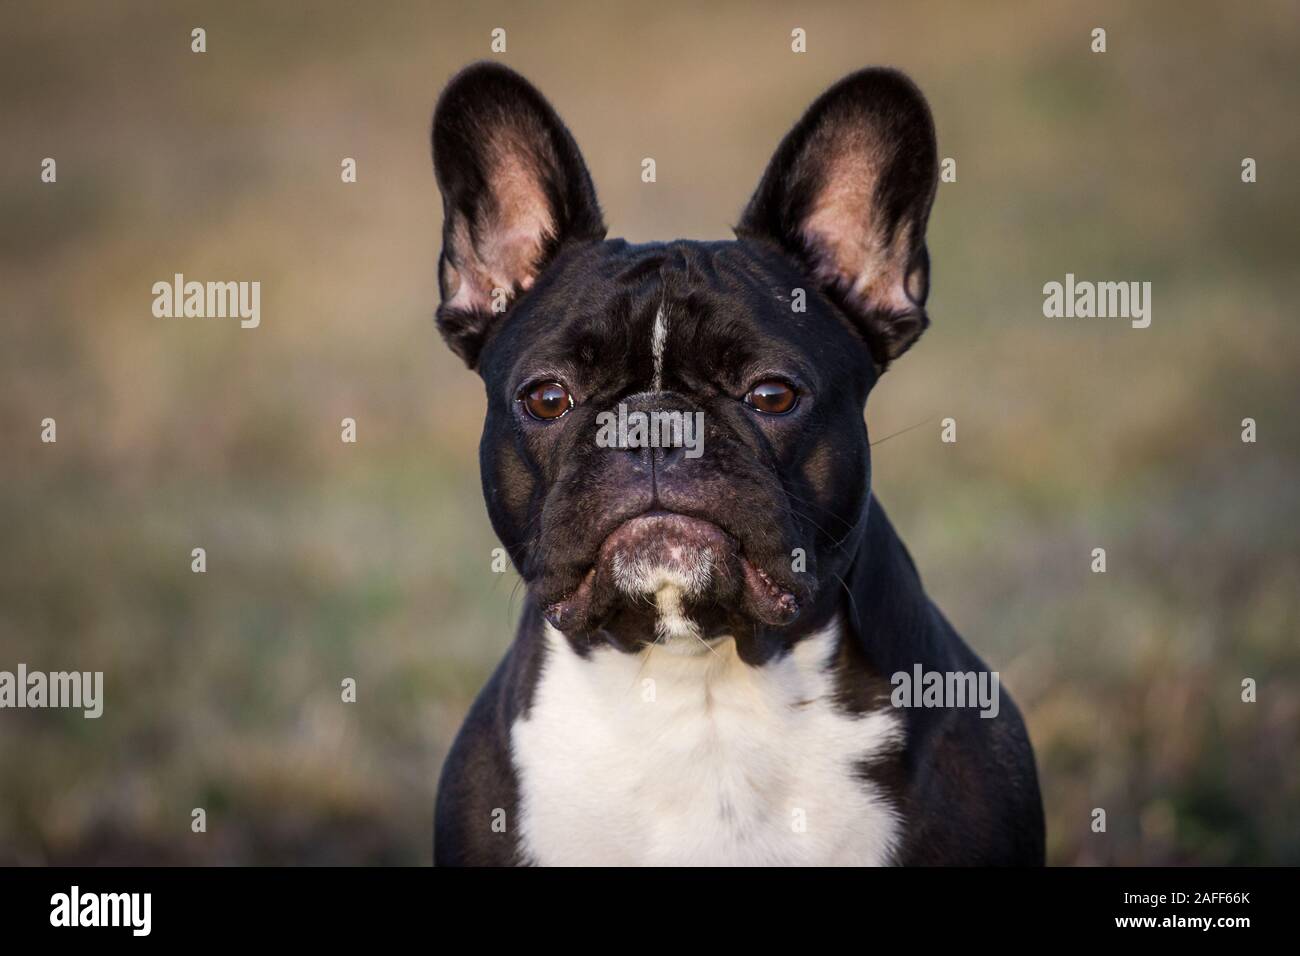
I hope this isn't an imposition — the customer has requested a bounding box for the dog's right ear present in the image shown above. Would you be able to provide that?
[432,63,605,368]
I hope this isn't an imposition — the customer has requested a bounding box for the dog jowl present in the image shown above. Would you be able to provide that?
[430,63,1044,865]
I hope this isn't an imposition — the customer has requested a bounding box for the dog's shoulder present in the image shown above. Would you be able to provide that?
[896,688,1046,864]
[841,502,1046,864]
[892,609,1046,865]
[433,608,548,866]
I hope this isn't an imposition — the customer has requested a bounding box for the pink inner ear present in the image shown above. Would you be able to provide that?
[444,133,557,314]
[799,140,917,317]
[801,210,915,317]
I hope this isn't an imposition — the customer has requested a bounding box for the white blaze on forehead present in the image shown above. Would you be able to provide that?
[650,302,668,390]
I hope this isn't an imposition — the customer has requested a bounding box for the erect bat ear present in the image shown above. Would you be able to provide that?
[737,68,939,370]
[431,62,606,368]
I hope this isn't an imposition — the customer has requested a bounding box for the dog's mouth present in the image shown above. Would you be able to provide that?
[541,511,800,634]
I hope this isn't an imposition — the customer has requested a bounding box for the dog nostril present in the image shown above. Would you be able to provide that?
[624,444,654,468]
[597,397,703,469]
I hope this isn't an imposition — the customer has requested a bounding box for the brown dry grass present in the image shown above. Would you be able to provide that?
[1,0,1297,864]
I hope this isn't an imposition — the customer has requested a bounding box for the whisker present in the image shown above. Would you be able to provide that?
[785,504,854,557]
[831,569,860,630]
[629,630,667,692]
[779,486,857,532]
[870,416,935,447]
[690,630,722,658]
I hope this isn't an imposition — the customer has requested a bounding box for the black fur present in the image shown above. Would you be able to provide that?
[429,63,1044,866]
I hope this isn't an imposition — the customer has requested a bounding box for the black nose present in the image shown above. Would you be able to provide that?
[600,391,702,477]
[651,442,686,469]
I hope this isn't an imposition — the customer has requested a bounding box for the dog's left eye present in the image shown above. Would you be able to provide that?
[520,381,573,420]
[744,379,798,415]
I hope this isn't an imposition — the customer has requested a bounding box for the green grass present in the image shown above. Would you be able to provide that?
[1,0,1297,864]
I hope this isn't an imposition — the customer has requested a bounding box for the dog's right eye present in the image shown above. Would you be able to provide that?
[744,379,798,415]
[519,382,573,421]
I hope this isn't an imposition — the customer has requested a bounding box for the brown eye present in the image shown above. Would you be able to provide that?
[521,381,573,420]
[745,379,798,415]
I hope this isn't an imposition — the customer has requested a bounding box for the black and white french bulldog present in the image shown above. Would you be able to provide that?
[430,63,1044,866]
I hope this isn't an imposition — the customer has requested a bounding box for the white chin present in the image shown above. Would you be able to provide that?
[620,575,707,652]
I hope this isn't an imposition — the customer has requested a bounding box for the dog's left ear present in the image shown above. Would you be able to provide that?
[737,68,938,369]
[432,62,606,368]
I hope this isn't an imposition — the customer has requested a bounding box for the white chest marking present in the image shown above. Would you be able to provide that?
[511,622,905,866]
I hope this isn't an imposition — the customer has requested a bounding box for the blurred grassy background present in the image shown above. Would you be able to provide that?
[1,0,1297,865]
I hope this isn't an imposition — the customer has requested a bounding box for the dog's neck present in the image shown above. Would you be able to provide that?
[844,497,946,675]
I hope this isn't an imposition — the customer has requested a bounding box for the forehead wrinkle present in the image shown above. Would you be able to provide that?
[552,282,666,397]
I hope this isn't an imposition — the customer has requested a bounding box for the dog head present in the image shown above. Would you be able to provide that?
[431,63,937,662]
